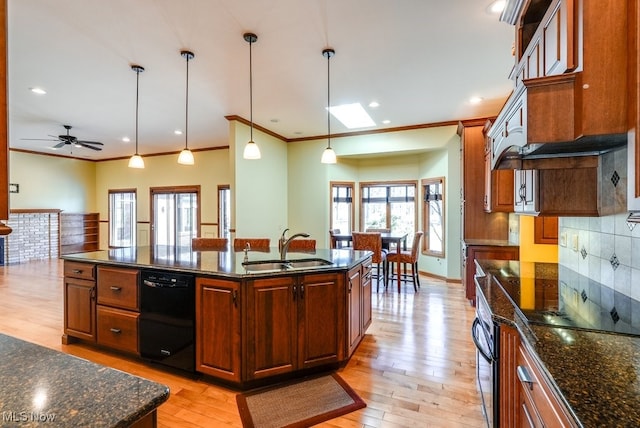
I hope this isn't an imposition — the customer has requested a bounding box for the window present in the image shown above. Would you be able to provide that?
[330,182,354,233]
[218,185,230,239]
[422,177,445,257]
[150,186,200,247]
[360,181,417,245]
[109,189,137,248]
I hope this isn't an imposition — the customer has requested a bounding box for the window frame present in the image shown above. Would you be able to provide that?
[421,177,445,258]
[329,181,355,234]
[108,188,137,248]
[359,180,418,238]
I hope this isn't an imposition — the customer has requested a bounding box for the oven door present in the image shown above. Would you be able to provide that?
[472,316,498,428]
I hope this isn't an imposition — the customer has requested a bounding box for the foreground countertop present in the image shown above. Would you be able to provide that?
[476,259,640,427]
[61,246,371,278]
[0,333,169,427]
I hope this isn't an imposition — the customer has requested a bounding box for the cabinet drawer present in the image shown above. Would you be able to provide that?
[64,261,96,281]
[517,344,575,427]
[97,305,139,354]
[97,266,139,310]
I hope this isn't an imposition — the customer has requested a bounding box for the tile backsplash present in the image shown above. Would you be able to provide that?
[558,146,639,299]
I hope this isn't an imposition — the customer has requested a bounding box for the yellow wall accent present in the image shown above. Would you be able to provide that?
[518,216,558,263]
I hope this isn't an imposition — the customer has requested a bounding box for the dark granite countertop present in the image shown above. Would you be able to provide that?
[61,246,371,278]
[476,259,640,427]
[0,333,169,427]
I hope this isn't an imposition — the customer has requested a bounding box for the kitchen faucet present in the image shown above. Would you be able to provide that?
[279,228,310,260]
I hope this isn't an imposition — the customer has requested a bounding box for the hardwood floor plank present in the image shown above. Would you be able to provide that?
[0,259,485,427]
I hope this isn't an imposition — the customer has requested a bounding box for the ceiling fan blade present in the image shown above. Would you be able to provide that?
[78,142,102,151]
[53,142,66,149]
[77,140,104,146]
[20,138,59,141]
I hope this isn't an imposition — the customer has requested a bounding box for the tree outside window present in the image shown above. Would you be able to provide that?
[360,181,417,247]
[422,177,445,257]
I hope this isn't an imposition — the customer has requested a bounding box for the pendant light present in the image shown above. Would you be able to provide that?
[321,48,337,164]
[243,32,261,160]
[128,64,145,169]
[177,50,195,165]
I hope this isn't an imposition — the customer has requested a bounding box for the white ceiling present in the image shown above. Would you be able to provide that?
[8,0,516,160]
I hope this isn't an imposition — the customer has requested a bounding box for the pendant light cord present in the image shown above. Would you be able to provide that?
[135,67,140,155]
[249,38,254,142]
[185,54,190,150]
[326,51,331,149]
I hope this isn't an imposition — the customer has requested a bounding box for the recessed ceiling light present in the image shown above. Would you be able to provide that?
[328,103,376,129]
[29,87,46,95]
[487,0,505,14]
[270,119,279,123]
[122,136,130,143]
[469,96,484,104]
[174,129,183,135]
[382,120,391,125]
[369,101,379,108]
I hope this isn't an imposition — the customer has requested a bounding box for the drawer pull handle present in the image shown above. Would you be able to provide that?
[72,269,83,274]
[517,365,534,390]
[110,328,122,334]
[110,286,122,292]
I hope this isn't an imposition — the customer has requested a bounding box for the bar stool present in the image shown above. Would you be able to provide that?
[233,238,270,251]
[386,231,423,292]
[192,237,228,250]
[286,239,316,252]
[352,231,387,292]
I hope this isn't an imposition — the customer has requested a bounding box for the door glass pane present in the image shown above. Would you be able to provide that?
[109,191,136,247]
[219,187,231,239]
[152,190,199,247]
[176,192,197,247]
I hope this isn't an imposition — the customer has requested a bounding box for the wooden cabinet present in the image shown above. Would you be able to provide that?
[347,257,372,356]
[629,0,640,215]
[516,342,577,427]
[96,266,139,355]
[195,277,241,383]
[499,324,520,428]
[60,213,99,255]
[464,245,519,304]
[63,261,96,343]
[244,272,345,381]
[534,216,558,244]
[484,121,514,213]
[459,121,510,240]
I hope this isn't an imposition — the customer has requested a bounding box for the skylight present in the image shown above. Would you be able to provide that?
[328,103,375,129]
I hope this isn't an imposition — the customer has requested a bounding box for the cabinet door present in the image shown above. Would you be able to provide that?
[361,259,373,333]
[534,216,558,244]
[245,276,296,380]
[195,278,241,382]
[515,170,539,214]
[346,266,362,357]
[64,277,96,342]
[298,273,344,368]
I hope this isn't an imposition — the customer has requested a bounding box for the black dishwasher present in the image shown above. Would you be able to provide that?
[139,270,195,373]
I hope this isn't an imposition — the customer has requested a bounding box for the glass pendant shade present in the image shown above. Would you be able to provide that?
[177,148,194,165]
[321,145,336,164]
[128,154,145,169]
[243,140,261,160]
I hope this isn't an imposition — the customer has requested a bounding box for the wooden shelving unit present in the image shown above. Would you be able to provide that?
[60,213,99,255]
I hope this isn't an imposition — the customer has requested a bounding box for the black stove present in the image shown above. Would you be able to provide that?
[493,263,640,337]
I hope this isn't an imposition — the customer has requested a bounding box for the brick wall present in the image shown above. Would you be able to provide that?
[3,211,60,264]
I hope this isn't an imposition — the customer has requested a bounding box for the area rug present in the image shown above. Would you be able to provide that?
[236,373,366,428]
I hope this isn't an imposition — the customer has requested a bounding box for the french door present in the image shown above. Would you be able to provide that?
[150,186,200,247]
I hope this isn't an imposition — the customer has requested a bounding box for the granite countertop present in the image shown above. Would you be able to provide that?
[475,259,640,427]
[61,246,371,278]
[0,333,169,427]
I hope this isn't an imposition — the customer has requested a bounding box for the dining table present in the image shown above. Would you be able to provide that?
[332,231,408,293]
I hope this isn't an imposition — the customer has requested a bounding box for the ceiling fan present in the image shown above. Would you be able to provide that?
[22,124,104,151]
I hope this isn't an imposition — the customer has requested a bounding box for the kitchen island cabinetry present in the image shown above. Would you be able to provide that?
[245,272,344,381]
[196,277,241,383]
[347,256,372,357]
[96,266,140,354]
[62,261,96,343]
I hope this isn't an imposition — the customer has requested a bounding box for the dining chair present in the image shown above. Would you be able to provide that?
[192,237,228,250]
[233,238,271,251]
[352,231,387,292]
[386,231,423,292]
[286,239,316,252]
[366,228,391,250]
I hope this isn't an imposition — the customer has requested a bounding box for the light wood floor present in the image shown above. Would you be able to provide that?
[0,259,485,427]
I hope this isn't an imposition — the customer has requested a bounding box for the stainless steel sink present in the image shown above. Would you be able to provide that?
[242,258,333,273]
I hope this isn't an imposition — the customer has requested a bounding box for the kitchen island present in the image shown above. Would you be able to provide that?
[475,259,640,427]
[0,333,169,427]
[61,246,373,388]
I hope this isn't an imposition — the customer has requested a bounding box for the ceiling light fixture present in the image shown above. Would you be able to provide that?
[488,0,506,14]
[321,48,337,164]
[29,87,46,95]
[177,50,195,165]
[242,33,261,160]
[128,65,145,169]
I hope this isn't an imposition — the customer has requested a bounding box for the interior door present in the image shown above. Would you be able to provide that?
[150,186,200,247]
